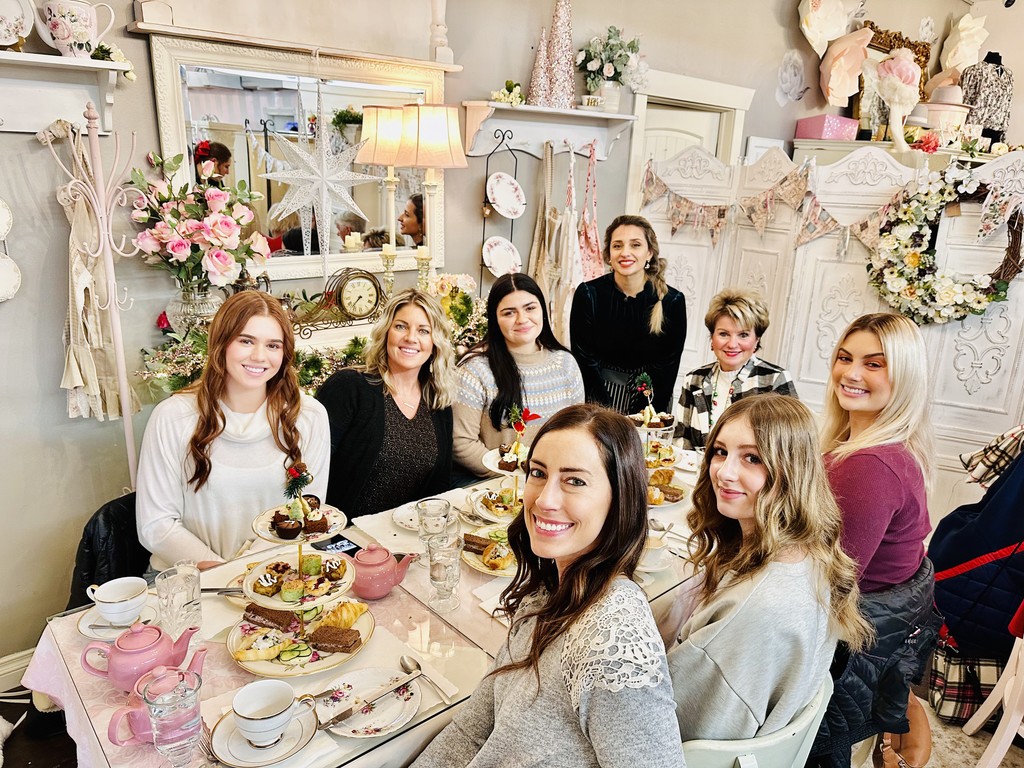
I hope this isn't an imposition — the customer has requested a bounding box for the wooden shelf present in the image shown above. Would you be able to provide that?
[463,100,637,161]
[0,50,130,133]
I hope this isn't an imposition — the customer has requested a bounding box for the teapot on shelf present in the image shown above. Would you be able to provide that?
[32,0,114,57]
[340,543,418,600]
[107,649,208,747]
[80,622,200,692]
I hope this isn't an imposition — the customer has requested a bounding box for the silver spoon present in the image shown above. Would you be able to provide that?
[648,519,686,539]
[88,618,152,631]
[400,655,452,705]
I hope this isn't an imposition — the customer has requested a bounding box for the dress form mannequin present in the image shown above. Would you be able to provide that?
[985,51,1003,66]
[961,51,1013,143]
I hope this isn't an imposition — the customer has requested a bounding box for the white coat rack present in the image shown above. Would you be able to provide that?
[44,102,139,486]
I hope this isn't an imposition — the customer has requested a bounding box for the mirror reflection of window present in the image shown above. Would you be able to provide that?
[181,65,427,254]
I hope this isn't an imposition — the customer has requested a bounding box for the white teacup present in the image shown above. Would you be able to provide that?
[581,94,605,108]
[87,576,148,625]
[640,535,670,570]
[232,680,316,748]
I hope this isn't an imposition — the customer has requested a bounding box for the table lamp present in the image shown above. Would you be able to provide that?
[393,104,468,289]
[355,105,406,296]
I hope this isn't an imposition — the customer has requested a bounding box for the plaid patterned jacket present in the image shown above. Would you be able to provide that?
[676,356,798,449]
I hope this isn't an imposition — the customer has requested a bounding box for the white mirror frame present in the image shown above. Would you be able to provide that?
[149,34,448,281]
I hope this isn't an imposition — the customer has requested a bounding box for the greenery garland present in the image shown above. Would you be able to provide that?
[868,165,1021,325]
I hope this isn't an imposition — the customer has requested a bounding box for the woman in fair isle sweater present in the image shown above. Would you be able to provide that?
[453,273,584,478]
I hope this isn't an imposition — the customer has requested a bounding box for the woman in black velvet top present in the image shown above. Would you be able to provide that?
[570,215,687,414]
[316,289,456,518]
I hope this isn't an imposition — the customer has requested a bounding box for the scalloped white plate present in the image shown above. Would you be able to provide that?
[482,236,522,278]
[486,172,526,219]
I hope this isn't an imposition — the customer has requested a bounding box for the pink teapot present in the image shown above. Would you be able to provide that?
[341,544,417,600]
[81,622,200,692]
[107,649,207,747]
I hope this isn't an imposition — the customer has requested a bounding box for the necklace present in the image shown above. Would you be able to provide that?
[708,368,735,429]
[390,387,420,410]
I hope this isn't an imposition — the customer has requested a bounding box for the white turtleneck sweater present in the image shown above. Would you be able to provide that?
[136,392,330,569]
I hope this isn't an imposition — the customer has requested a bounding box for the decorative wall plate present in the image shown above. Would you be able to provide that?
[482,236,522,278]
[486,172,526,219]
[0,0,32,47]
[0,196,19,303]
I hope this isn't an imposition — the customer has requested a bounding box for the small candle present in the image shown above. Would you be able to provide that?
[382,243,397,256]
[344,234,354,249]
[416,246,430,258]
[353,232,363,246]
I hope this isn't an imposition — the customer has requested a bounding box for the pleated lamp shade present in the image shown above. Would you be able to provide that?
[355,106,406,166]
[393,104,468,169]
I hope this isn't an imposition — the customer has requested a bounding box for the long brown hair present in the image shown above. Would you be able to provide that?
[603,214,670,334]
[182,291,302,489]
[495,404,648,679]
[688,395,873,650]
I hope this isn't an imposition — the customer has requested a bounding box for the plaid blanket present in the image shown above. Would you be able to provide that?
[960,424,1024,487]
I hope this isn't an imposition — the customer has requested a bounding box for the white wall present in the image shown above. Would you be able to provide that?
[0,0,1006,655]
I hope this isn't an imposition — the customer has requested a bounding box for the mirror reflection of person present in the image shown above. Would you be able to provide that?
[193,140,232,188]
[398,193,425,246]
[280,211,365,253]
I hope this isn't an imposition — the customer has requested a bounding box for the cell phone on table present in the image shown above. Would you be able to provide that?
[311,535,363,555]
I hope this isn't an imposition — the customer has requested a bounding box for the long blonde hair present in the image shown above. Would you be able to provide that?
[821,313,934,489]
[688,395,873,650]
[603,214,669,335]
[362,289,456,410]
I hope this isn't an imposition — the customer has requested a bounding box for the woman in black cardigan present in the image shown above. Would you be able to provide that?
[316,289,457,518]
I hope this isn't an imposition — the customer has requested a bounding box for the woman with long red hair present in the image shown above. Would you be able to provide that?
[137,291,329,570]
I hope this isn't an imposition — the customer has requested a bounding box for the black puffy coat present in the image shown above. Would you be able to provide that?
[807,558,942,767]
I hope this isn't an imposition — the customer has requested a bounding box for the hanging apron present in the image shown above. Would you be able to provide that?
[578,141,604,281]
[528,141,560,300]
[549,145,582,344]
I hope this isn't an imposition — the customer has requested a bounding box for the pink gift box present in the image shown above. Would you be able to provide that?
[795,114,859,141]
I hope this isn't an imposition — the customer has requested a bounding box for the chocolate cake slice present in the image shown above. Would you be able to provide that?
[309,625,361,653]
[463,533,492,555]
[242,603,296,632]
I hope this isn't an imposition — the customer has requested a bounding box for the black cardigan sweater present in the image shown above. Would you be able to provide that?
[315,369,453,519]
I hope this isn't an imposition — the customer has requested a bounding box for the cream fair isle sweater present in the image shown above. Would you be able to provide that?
[136,392,330,569]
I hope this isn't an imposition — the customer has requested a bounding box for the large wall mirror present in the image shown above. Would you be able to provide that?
[150,35,448,281]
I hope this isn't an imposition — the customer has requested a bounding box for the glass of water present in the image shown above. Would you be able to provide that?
[426,533,463,613]
[416,498,454,550]
[142,669,202,768]
[155,564,202,639]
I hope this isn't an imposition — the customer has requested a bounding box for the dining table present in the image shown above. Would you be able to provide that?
[22,473,697,768]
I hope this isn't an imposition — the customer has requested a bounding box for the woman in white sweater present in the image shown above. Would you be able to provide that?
[665,395,871,742]
[137,291,329,570]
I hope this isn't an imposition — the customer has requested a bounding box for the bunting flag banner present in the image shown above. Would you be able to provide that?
[247,129,288,173]
[641,161,670,210]
[738,187,776,236]
[776,164,812,209]
[668,192,693,236]
[737,163,810,235]
[850,188,905,250]
[692,204,730,246]
[977,184,1024,241]
[795,193,840,246]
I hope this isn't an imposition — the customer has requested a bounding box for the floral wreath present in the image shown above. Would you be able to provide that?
[868,165,1021,325]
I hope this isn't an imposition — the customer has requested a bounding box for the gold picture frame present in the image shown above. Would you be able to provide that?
[863,20,931,100]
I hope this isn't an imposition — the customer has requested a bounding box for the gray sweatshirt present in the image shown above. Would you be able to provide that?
[413,578,686,767]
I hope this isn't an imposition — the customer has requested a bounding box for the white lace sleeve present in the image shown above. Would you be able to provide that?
[560,580,666,711]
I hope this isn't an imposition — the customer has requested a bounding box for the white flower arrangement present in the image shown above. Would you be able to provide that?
[491,80,524,107]
[576,26,647,93]
[867,165,1008,325]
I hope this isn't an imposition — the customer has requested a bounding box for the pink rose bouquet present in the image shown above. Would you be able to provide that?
[129,152,269,290]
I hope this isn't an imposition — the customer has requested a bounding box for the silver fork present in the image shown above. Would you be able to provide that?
[197,721,220,766]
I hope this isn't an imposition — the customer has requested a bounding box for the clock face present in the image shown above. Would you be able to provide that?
[339,275,380,319]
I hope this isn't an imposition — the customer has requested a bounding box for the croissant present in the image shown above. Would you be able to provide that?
[319,600,369,630]
[233,628,293,662]
[650,469,675,486]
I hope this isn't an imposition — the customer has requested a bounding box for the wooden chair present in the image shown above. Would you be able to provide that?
[681,676,833,768]
[963,633,1024,767]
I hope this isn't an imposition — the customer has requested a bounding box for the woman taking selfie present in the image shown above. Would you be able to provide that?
[316,289,457,519]
[137,291,330,570]
[570,214,687,414]
[414,404,683,767]
[666,395,870,742]
[453,273,584,478]
[809,313,942,767]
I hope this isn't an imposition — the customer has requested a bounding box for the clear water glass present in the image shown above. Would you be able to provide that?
[427,533,463,613]
[416,497,454,550]
[155,564,202,638]
[143,669,202,768]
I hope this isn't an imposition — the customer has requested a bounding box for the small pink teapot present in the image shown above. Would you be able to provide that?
[341,544,418,600]
[81,622,199,692]
[107,649,207,747]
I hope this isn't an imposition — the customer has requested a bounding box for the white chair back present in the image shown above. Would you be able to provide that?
[681,675,833,768]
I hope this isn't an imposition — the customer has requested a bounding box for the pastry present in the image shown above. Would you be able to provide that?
[304,509,330,534]
[302,494,321,511]
[303,575,331,597]
[287,497,307,521]
[266,561,292,577]
[278,641,313,665]
[497,442,520,472]
[299,554,322,576]
[318,600,369,630]
[482,542,515,570]
[323,558,346,580]
[242,603,295,632]
[309,625,361,654]
[275,519,302,539]
[272,507,290,527]
[650,468,675,486]
[463,533,492,555]
[252,571,282,597]
[657,484,686,503]
[280,578,305,602]
[233,628,292,662]
[647,485,665,506]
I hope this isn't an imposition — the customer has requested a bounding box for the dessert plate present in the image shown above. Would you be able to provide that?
[469,488,522,524]
[482,236,522,278]
[241,552,354,611]
[76,598,158,641]
[227,608,374,678]
[675,449,702,473]
[317,667,421,737]
[461,524,517,578]
[251,503,347,545]
[390,503,419,532]
[486,172,526,219]
[481,447,526,477]
[210,701,317,767]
